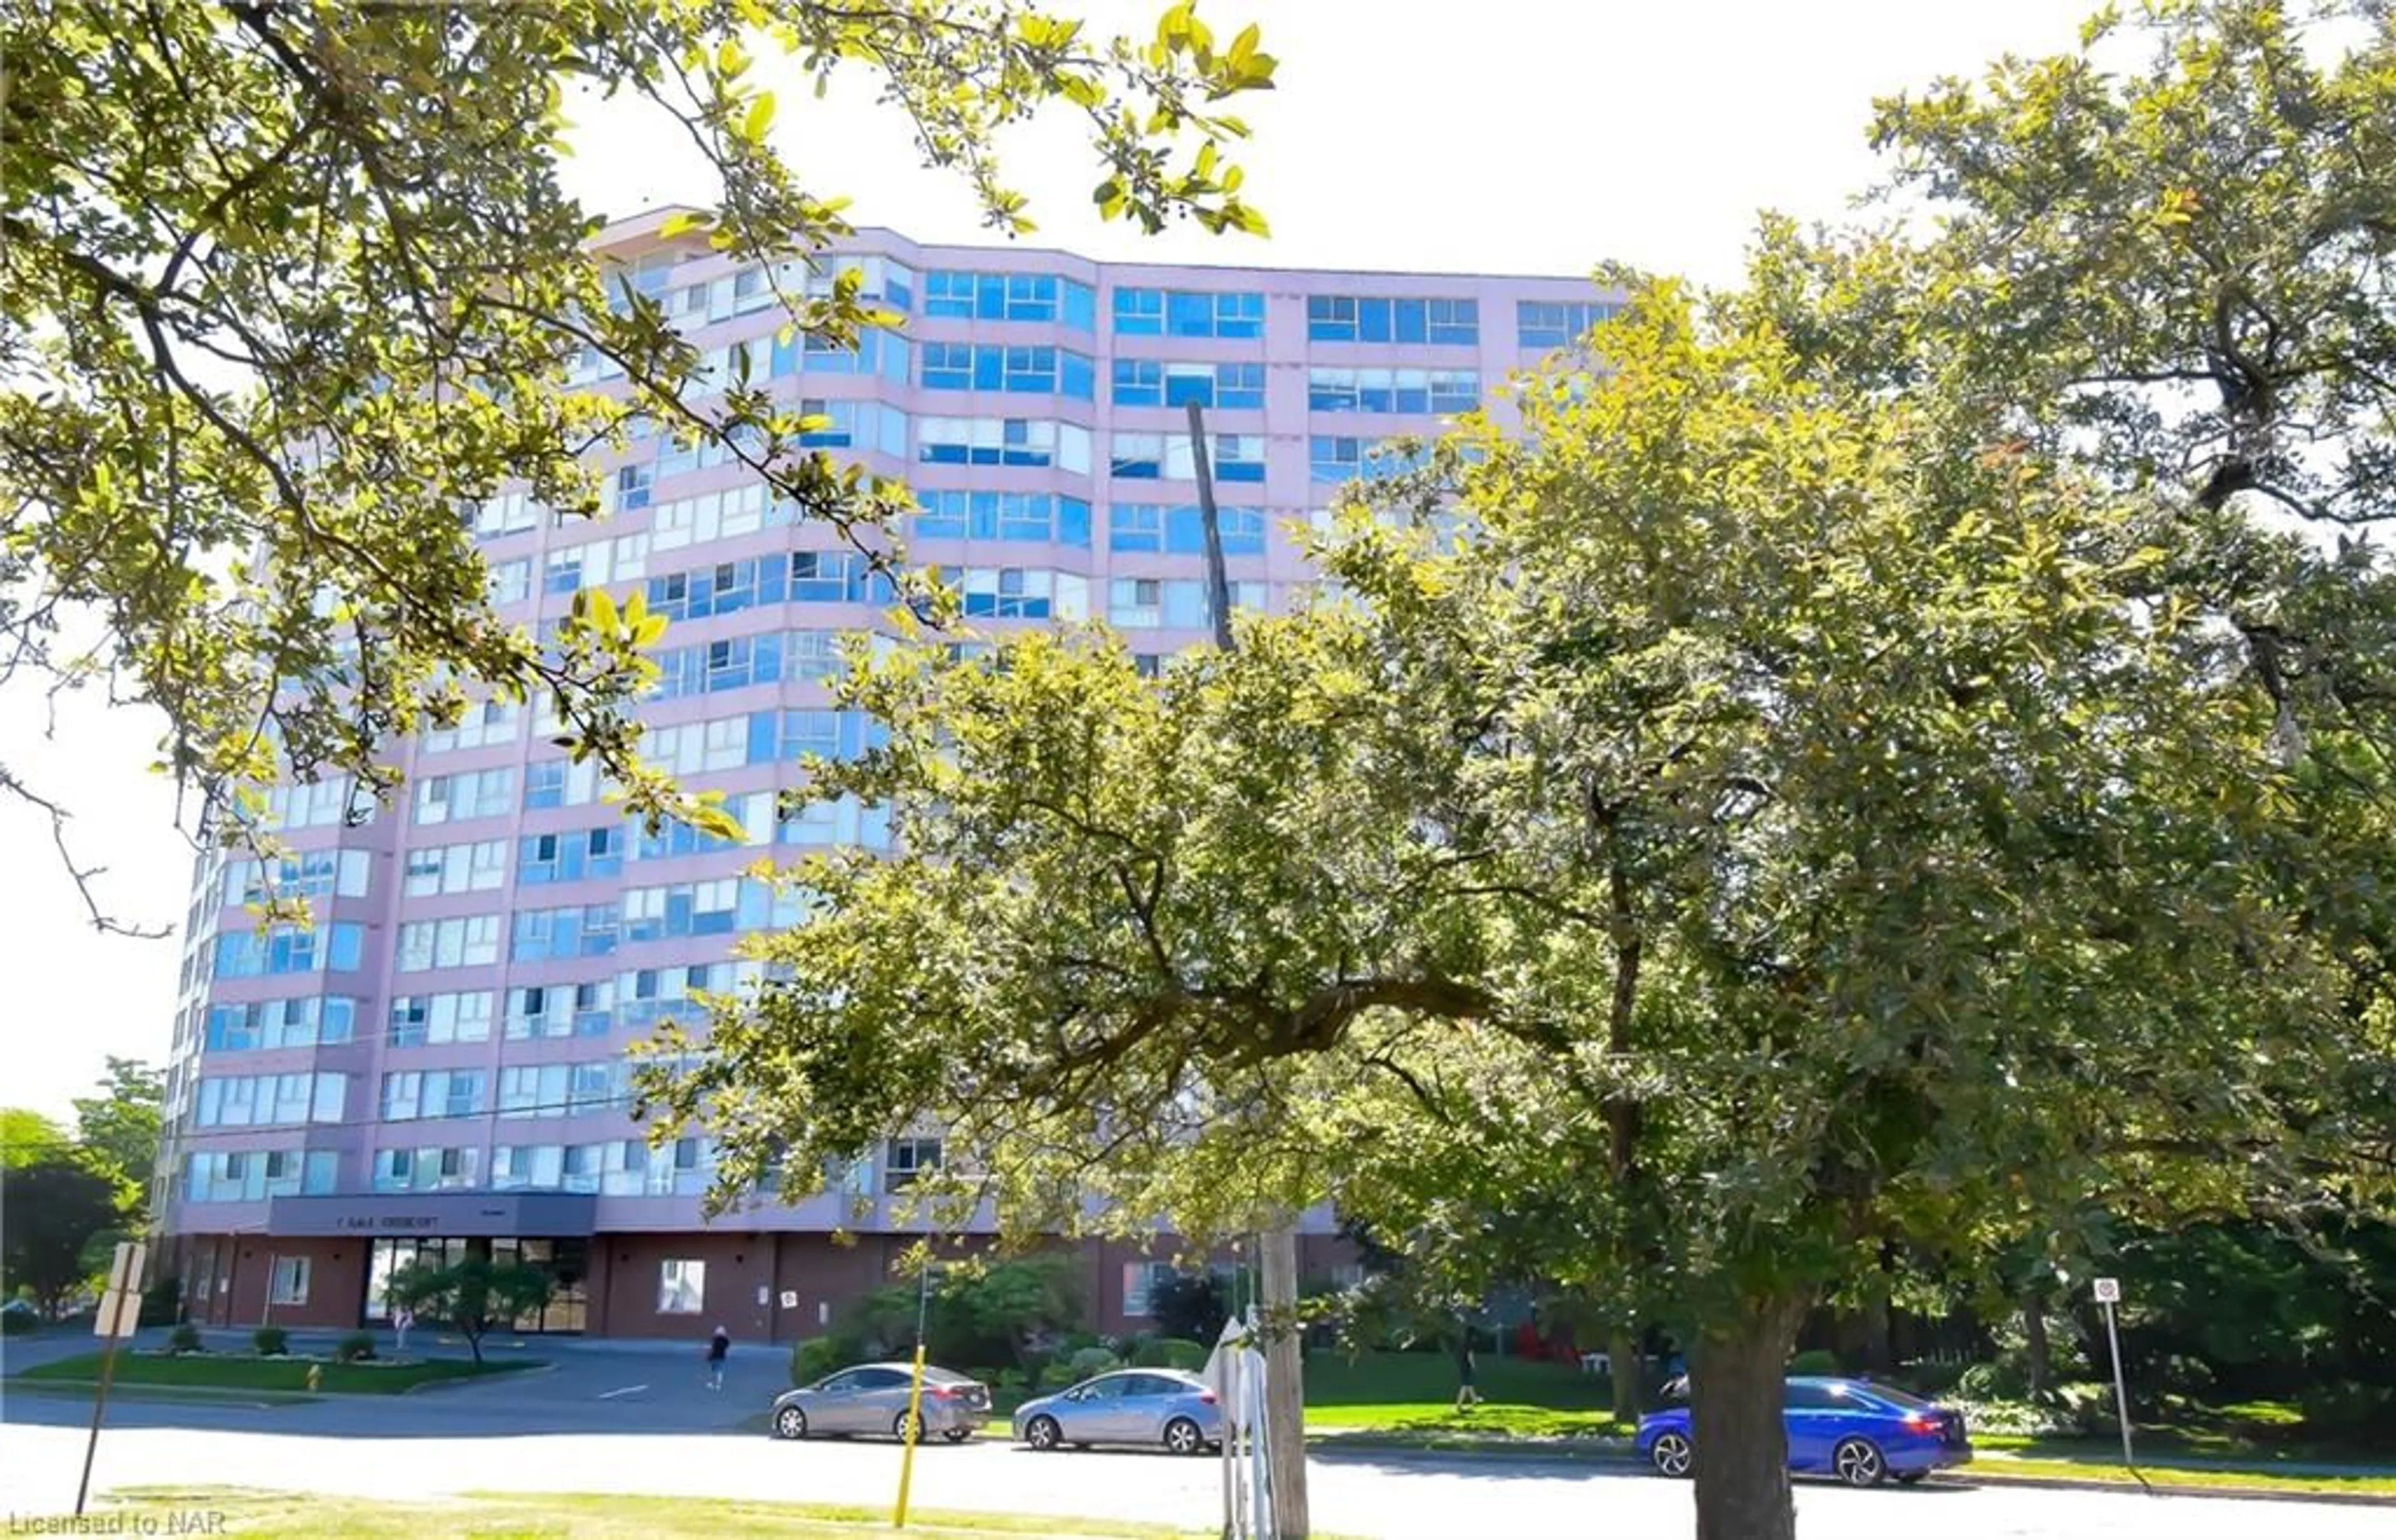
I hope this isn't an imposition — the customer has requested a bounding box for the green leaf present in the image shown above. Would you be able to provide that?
[742,90,777,144]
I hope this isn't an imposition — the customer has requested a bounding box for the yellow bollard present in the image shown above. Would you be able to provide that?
[892,1343,929,1529]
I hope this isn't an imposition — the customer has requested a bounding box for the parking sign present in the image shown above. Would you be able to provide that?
[2093,1277,2121,1304]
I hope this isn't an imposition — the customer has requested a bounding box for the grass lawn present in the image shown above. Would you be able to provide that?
[72,1489,1368,1539]
[1300,1350,1629,1438]
[1974,1455,2396,1496]
[13,1350,540,1395]
[1,1380,318,1408]
[1968,1395,2395,1469]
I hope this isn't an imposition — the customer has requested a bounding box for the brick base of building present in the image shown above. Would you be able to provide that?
[162,1229,1355,1341]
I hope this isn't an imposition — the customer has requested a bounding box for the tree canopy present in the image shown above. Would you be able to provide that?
[643,7,2396,1537]
[71,1056,163,1228]
[1,0,1273,920]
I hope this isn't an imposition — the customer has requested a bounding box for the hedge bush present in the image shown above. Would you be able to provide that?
[335,1331,377,1362]
[1133,1336,1209,1372]
[251,1325,289,1357]
[167,1322,203,1354]
[791,1334,861,1386]
[1787,1349,1840,1377]
[1065,1345,1120,1380]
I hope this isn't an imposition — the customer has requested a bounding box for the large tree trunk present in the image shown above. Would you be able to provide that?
[2022,1290,2050,1400]
[1261,1222,1308,1538]
[1859,1266,1893,1377]
[1690,1298,1806,1540]
[1608,1327,1642,1421]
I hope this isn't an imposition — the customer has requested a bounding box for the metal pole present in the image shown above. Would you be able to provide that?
[893,1204,937,1528]
[2102,1300,2135,1471]
[74,1314,127,1514]
[1185,401,1305,1538]
[1185,399,1234,651]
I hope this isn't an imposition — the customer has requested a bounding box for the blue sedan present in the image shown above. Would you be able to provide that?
[1635,1377,1972,1488]
[1012,1368,1224,1455]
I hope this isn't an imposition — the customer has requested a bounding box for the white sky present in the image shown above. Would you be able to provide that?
[1,0,2105,1121]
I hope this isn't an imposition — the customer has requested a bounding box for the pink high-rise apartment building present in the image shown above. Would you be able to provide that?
[153,211,1616,1338]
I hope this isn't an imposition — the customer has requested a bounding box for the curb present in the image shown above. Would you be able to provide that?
[399,1362,555,1396]
[0,1379,298,1411]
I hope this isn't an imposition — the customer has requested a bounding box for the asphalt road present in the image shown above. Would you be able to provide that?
[3,1333,2389,1539]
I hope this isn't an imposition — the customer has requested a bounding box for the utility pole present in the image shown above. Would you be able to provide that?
[1186,399,1308,1538]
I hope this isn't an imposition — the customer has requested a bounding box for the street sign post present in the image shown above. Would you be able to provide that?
[76,1240,145,1516]
[2093,1278,2136,1474]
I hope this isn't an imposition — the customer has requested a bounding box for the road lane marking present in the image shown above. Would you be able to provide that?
[596,1384,649,1400]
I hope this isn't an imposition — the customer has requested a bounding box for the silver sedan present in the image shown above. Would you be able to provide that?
[1011,1368,1224,1455]
[770,1362,992,1443]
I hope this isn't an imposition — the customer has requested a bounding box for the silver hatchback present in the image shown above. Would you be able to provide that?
[770,1362,993,1443]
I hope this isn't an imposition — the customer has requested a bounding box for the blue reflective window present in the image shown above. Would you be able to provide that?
[1113,359,1162,407]
[1113,288,1163,335]
[1307,295,1478,346]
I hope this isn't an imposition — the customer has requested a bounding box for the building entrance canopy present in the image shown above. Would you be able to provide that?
[265,1191,597,1238]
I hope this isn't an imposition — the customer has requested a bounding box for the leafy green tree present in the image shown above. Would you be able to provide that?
[645,272,2391,1539]
[0,1109,70,1169]
[0,1156,120,1317]
[835,1252,1084,1375]
[382,1255,553,1365]
[1,0,1274,916]
[71,1057,163,1227]
[1149,1270,1230,1346]
[1870,0,2396,530]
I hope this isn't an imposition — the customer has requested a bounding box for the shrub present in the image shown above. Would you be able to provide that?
[2299,1382,2395,1431]
[1787,1349,1840,1377]
[252,1325,289,1357]
[791,1335,859,1386]
[1066,1345,1119,1380]
[0,1309,35,1337]
[1955,1359,2028,1402]
[1149,1272,1230,1345]
[335,1331,376,1363]
[993,1368,1027,1392]
[139,1277,181,1328]
[1899,1360,1968,1396]
[1134,1336,1209,1372]
[2049,1381,2123,1436]
[2149,1353,2215,1396]
[167,1322,203,1354]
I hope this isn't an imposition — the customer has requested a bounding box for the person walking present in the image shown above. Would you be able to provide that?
[392,1306,414,1357]
[1454,1328,1483,1412]
[706,1325,731,1391]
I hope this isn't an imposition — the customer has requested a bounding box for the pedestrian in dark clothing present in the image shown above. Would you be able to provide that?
[1454,1332,1482,1411]
[706,1325,731,1390]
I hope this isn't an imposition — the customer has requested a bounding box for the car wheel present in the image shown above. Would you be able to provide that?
[772,1406,807,1441]
[1895,1471,1927,1487]
[1834,1437,1887,1488]
[1648,1431,1693,1478]
[1024,1415,1063,1451]
[893,1410,923,1445]
[1164,1416,1205,1456]
[942,1426,973,1444]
